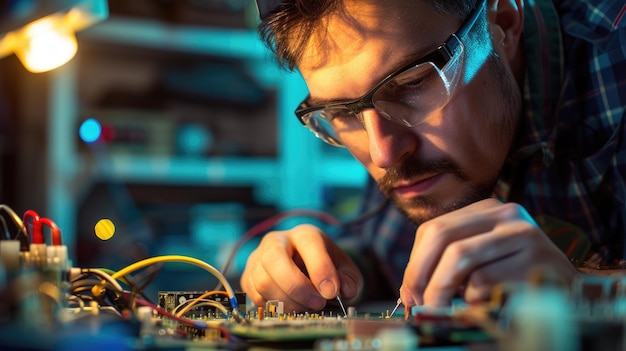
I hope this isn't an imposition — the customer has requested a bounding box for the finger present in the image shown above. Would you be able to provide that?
[462,253,528,304]
[258,232,328,310]
[462,245,577,304]
[410,198,504,252]
[291,227,363,301]
[423,221,533,306]
[251,259,317,312]
[289,225,341,300]
[401,201,507,305]
[240,252,265,307]
[337,263,363,301]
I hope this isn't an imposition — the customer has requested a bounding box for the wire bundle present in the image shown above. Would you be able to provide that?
[0,202,387,344]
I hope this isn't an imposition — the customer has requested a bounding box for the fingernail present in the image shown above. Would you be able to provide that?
[319,279,338,298]
[399,287,420,306]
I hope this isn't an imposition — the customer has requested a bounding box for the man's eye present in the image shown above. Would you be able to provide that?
[325,109,357,121]
[399,78,426,90]
[384,66,440,96]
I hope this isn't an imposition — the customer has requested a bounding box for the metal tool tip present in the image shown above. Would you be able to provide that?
[336,295,347,317]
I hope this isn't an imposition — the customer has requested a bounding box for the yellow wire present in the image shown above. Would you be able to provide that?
[98,268,116,276]
[98,268,132,287]
[109,255,236,301]
[173,290,229,317]
[86,268,124,292]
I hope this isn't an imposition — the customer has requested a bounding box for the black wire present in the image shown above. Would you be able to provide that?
[0,205,28,243]
[68,294,95,306]
[123,263,162,307]
[71,285,94,295]
[71,271,123,298]
[0,215,9,240]
[69,275,122,311]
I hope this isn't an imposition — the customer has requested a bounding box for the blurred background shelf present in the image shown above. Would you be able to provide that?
[81,16,271,59]
[1,0,367,289]
[81,155,365,187]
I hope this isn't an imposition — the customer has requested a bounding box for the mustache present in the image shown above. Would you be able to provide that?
[378,158,468,195]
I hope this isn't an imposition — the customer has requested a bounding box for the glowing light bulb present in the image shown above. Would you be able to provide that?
[13,15,78,73]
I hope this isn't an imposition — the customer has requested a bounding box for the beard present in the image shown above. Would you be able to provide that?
[377,157,497,225]
[376,55,519,226]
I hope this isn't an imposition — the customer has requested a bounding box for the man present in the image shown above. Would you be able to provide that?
[240,0,626,312]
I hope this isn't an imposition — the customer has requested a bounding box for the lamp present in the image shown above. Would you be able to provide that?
[0,0,108,73]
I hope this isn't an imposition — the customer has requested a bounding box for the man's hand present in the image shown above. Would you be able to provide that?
[240,224,363,312]
[399,198,578,307]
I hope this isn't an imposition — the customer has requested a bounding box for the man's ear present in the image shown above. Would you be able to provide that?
[487,0,523,61]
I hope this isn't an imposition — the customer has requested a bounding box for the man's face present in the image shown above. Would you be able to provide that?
[298,0,522,225]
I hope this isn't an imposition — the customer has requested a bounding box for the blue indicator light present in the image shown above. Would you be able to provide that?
[79,118,102,143]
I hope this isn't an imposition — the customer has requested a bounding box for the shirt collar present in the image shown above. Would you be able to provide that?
[509,0,564,166]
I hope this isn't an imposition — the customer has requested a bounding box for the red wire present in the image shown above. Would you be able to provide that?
[220,209,341,276]
[33,217,63,246]
[22,210,41,243]
[132,295,232,341]
[243,209,340,241]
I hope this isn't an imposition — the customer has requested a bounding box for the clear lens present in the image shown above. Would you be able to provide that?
[372,62,451,126]
[303,106,361,147]
[301,35,466,146]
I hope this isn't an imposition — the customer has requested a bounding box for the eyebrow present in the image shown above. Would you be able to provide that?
[305,50,432,107]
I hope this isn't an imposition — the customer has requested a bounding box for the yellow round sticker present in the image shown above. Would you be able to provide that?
[95,219,115,240]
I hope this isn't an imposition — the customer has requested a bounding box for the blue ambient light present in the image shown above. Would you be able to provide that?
[79,118,102,143]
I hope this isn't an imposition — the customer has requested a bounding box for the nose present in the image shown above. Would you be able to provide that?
[361,109,418,169]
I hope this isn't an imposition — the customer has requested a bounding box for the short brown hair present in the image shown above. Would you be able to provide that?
[258,0,479,70]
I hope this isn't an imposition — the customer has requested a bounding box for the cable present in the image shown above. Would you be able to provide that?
[131,293,232,341]
[96,255,238,312]
[0,204,27,238]
[70,269,150,314]
[175,299,230,318]
[218,209,341,280]
[69,270,129,313]
[0,215,9,240]
[68,295,86,309]
[33,217,63,245]
[0,205,29,248]
[21,209,39,242]
[71,268,124,296]
[125,263,162,300]
[216,203,388,286]
[173,290,229,317]
[98,268,132,287]
[98,265,161,306]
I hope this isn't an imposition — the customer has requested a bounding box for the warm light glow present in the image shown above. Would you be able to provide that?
[13,15,78,73]
[0,0,108,73]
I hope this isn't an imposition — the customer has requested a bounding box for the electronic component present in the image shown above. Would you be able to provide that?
[4,202,626,351]
[158,290,246,319]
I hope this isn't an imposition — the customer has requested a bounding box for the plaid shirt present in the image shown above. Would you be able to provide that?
[339,0,626,300]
